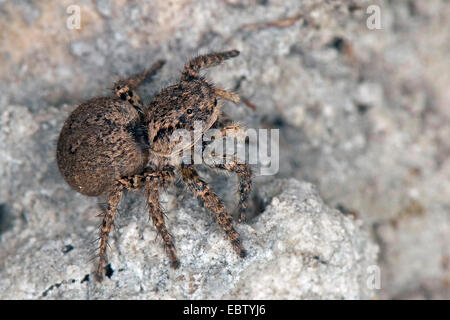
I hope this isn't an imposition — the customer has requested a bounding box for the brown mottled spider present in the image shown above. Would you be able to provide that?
[56,50,252,280]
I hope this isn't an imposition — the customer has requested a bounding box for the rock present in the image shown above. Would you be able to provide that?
[0,0,448,299]
[0,179,378,299]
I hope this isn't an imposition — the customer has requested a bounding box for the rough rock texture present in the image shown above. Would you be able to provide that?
[0,179,377,299]
[0,0,448,299]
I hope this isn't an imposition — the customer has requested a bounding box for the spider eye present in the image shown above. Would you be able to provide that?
[186,109,193,115]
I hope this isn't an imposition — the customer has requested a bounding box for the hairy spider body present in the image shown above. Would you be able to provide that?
[56,97,148,196]
[56,51,252,280]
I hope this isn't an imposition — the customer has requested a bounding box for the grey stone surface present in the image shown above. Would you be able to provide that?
[0,179,378,299]
[0,0,448,299]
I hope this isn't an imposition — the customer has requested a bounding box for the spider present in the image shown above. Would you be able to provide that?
[56,50,252,280]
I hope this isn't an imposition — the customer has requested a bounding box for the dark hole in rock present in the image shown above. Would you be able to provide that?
[348,3,362,12]
[105,264,114,279]
[81,274,90,283]
[272,116,286,128]
[356,103,370,114]
[62,244,74,254]
[328,37,346,52]
[0,203,13,234]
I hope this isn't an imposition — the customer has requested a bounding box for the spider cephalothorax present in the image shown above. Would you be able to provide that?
[147,50,240,158]
[56,50,252,280]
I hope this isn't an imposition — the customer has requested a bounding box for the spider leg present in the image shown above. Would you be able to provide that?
[95,173,148,280]
[210,161,252,223]
[214,88,240,104]
[96,182,124,281]
[114,59,166,116]
[181,165,247,258]
[144,168,180,268]
[204,124,253,222]
[181,50,239,81]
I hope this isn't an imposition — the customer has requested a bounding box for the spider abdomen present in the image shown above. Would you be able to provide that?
[56,97,148,196]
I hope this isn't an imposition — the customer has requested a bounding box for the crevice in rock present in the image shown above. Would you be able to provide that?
[41,282,62,297]
[249,192,266,219]
[0,203,13,235]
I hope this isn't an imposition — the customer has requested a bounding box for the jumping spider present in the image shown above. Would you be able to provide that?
[56,50,252,280]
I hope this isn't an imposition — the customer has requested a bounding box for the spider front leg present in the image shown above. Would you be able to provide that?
[205,124,253,222]
[182,50,239,81]
[114,59,166,116]
[181,165,247,258]
[214,88,240,104]
[210,160,252,223]
[144,168,180,268]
